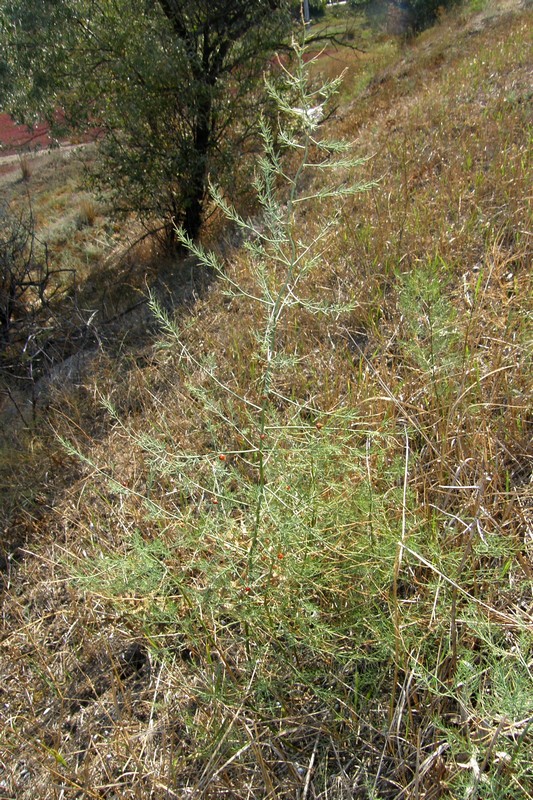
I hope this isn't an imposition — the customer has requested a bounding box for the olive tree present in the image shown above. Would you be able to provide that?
[0,0,292,244]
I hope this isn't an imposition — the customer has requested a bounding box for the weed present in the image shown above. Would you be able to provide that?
[76,196,99,228]
[18,154,32,181]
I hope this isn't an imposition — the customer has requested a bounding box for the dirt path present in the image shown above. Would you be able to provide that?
[0,141,90,185]
[0,112,99,182]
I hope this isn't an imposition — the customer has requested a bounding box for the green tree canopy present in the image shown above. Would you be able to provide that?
[0,0,293,243]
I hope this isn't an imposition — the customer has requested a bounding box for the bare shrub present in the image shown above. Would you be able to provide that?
[0,204,50,346]
[0,203,74,388]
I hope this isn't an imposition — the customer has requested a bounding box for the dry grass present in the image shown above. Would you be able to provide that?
[1,2,532,798]
[18,154,32,182]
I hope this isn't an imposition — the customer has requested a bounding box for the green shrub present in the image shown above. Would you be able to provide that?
[353,0,461,34]
[405,0,461,31]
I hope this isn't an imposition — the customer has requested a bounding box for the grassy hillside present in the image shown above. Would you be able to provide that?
[1,2,531,798]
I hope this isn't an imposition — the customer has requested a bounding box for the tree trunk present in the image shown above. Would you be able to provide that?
[182,93,212,241]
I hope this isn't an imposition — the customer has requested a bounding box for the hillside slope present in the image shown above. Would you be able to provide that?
[1,3,531,798]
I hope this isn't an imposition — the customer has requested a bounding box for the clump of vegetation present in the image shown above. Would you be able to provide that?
[17,153,32,181]
[76,196,100,229]
[0,201,68,377]
[350,0,461,34]
[402,0,461,32]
